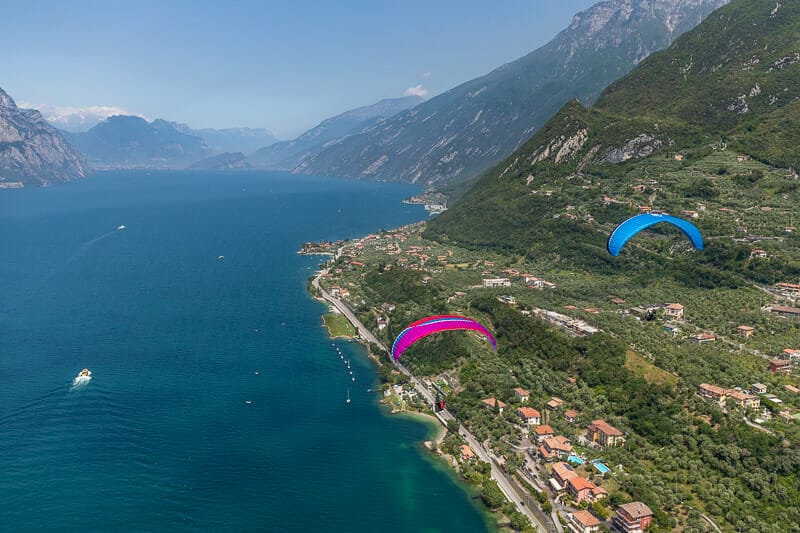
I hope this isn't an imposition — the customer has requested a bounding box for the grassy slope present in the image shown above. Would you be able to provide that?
[322,313,356,338]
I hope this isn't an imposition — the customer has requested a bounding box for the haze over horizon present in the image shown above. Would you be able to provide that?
[3,0,597,138]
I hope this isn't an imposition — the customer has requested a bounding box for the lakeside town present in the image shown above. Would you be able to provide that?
[303,219,800,532]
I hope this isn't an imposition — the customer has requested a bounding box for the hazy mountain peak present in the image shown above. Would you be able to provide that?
[16,102,149,132]
[249,94,423,169]
[558,0,729,63]
[0,87,17,109]
[63,114,210,169]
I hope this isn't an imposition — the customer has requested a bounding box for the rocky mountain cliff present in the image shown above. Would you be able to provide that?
[295,0,727,186]
[0,87,89,188]
[249,95,423,169]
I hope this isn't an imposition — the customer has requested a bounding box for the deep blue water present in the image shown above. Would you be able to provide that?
[0,171,491,532]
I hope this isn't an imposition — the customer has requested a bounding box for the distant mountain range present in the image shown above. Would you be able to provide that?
[248,95,423,170]
[171,124,277,155]
[293,0,727,187]
[62,116,211,169]
[188,152,251,170]
[0,87,89,188]
[20,103,148,133]
[27,102,279,155]
[1,0,731,187]
[60,95,421,171]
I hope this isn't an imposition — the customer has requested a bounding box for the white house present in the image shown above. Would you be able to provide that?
[483,278,511,288]
[516,407,541,426]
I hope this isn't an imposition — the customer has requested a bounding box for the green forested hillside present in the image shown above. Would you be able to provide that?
[428,0,800,256]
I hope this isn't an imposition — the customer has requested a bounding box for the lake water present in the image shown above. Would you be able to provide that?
[0,171,492,532]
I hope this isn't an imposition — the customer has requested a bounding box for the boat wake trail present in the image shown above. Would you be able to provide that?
[63,227,123,268]
[0,386,65,426]
[69,375,92,392]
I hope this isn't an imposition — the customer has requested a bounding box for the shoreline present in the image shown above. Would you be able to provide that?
[394,409,447,445]
[310,258,539,531]
[320,311,356,339]
[315,295,386,367]
[392,409,501,533]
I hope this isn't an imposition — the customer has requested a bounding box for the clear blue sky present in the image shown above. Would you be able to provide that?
[2,0,598,138]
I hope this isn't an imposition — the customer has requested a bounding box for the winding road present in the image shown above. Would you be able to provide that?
[312,265,550,531]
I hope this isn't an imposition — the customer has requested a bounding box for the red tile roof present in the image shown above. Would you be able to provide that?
[552,462,577,481]
[572,510,601,527]
[567,476,596,492]
[700,383,727,396]
[543,436,573,453]
[618,502,653,519]
[546,397,565,409]
[538,445,554,459]
[534,424,554,435]
[589,419,623,437]
[516,407,541,418]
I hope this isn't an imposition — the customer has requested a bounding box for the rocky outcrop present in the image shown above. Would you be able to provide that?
[600,134,671,163]
[0,87,89,188]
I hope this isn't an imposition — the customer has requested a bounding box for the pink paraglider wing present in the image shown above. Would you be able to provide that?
[391,317,496,360]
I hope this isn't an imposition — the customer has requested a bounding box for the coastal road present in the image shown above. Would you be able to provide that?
[312,270,389,351]
[312,267,550,531]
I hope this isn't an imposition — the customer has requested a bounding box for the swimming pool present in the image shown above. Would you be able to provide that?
[593,462,611,474]
[567,454,584,465]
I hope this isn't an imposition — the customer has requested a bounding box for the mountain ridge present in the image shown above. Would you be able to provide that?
[294,0,728,186]
[249,95,423,170]
[63,115,211,169]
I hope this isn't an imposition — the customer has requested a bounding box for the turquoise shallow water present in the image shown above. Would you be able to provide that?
[0,171,491,532]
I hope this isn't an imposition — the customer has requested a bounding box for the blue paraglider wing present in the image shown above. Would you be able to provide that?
[608,213,704,256]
